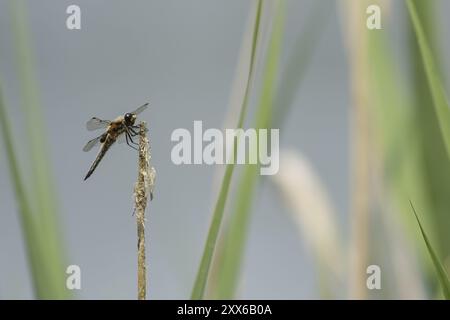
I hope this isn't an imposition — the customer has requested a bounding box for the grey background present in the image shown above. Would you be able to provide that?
[0,0,449,299]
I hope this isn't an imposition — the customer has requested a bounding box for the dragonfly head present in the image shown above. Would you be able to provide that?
[124,112,137,126]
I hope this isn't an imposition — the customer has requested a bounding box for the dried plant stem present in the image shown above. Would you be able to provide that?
[134,122,155,300]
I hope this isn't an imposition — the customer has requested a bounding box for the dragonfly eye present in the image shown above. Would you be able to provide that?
[124,113,132,122]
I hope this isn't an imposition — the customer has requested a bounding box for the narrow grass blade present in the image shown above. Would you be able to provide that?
[215,0,285,299]
[409,201,450,299]
[406,0,450,160]
[204,1,330,299]
[190,0,263,300]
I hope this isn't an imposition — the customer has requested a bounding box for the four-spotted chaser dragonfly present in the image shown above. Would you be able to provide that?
[83,103,149,180]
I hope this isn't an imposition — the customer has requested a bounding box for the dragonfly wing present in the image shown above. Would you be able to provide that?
[83,136,102,152]
[86,117,111,131]
[131,102,149,115]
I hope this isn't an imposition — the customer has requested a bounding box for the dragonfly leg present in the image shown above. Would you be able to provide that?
[131,125,148,134]
[129,127,139,136]
[126,130,139,146]
[125,132,138,151]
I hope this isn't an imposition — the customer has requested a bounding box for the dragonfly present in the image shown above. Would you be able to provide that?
[83,102,149,181]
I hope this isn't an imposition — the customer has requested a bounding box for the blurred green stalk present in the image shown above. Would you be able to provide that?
[345,0,372,299]
[0,83,45,297]
[406,0,450,259]
[215,0,285,299]
[190,0,263,300]
[0,0,70,299]
[365,0,449,298]
[273,1,331,129]
[205,1,331,299]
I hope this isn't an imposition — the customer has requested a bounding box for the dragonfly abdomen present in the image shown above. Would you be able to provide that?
[84,134,117,180]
